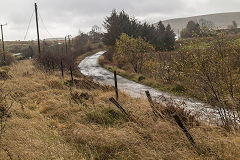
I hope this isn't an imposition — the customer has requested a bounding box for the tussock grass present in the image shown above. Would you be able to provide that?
[0,60,239,159]
[0,68,10,80]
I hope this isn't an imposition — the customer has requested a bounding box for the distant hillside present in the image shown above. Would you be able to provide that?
[156,12,240,35]
[45,38,65,41]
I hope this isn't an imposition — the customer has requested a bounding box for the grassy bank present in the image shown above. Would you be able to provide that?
[0,58,239,159]
[99,55,190,98]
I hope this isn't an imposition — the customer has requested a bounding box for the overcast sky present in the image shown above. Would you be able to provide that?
[0,0,240,40]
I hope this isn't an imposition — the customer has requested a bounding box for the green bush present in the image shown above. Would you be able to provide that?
[138,76,145,82]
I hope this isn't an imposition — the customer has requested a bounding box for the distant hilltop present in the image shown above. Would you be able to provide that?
[156,12,240,34]
[44,38,65,41]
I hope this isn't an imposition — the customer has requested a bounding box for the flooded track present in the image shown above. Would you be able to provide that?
[79,51,220,123]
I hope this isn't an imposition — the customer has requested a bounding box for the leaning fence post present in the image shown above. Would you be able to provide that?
[70,66,74,82]
[60,60,64,78]
[173,114,196,146]
[114,71,119,101]
[109,97,128,116]
[145,91,164,119]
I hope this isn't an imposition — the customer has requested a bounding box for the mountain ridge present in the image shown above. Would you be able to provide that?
[155,12,240,34]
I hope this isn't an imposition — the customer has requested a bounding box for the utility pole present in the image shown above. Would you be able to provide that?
[178,29,180,39]
[65,36,68,54]
[68,35,72,46]
[35,3,41,56]
[64,35,72,53]
[0,24,7,63]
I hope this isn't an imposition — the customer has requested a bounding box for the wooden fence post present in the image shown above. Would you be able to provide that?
[145,91,164,119]
[70,66,74,82]
[60,60,64,78]
[173,114,196,146]
[109,97,128,116]
[114,71,119,101]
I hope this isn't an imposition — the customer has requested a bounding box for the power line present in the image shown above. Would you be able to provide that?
[24,3,55,41]
[38,10,54,38]
[24,9,34,40]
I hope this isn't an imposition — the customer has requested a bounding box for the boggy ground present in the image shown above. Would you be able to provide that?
[0,60,239,160]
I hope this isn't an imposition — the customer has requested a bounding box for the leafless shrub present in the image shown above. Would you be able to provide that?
[134,33,240,130]
[103,47,114,62]
[35,32,102,78]
[175,34,240,130]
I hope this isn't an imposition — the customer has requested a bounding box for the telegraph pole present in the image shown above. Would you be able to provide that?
[65,36,68,54]
[0,24,7,63]
[35,3,41,56]
[68,35,72,45]
[178,29,180,39]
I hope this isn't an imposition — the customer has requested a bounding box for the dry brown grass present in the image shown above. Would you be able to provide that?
[0,60,239,159]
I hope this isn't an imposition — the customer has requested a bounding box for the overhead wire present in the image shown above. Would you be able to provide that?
[24,4,55,41]
[24,9,34,40]
[38,10,55,38]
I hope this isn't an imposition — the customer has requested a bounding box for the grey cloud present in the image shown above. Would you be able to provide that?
[0,0,239,40]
